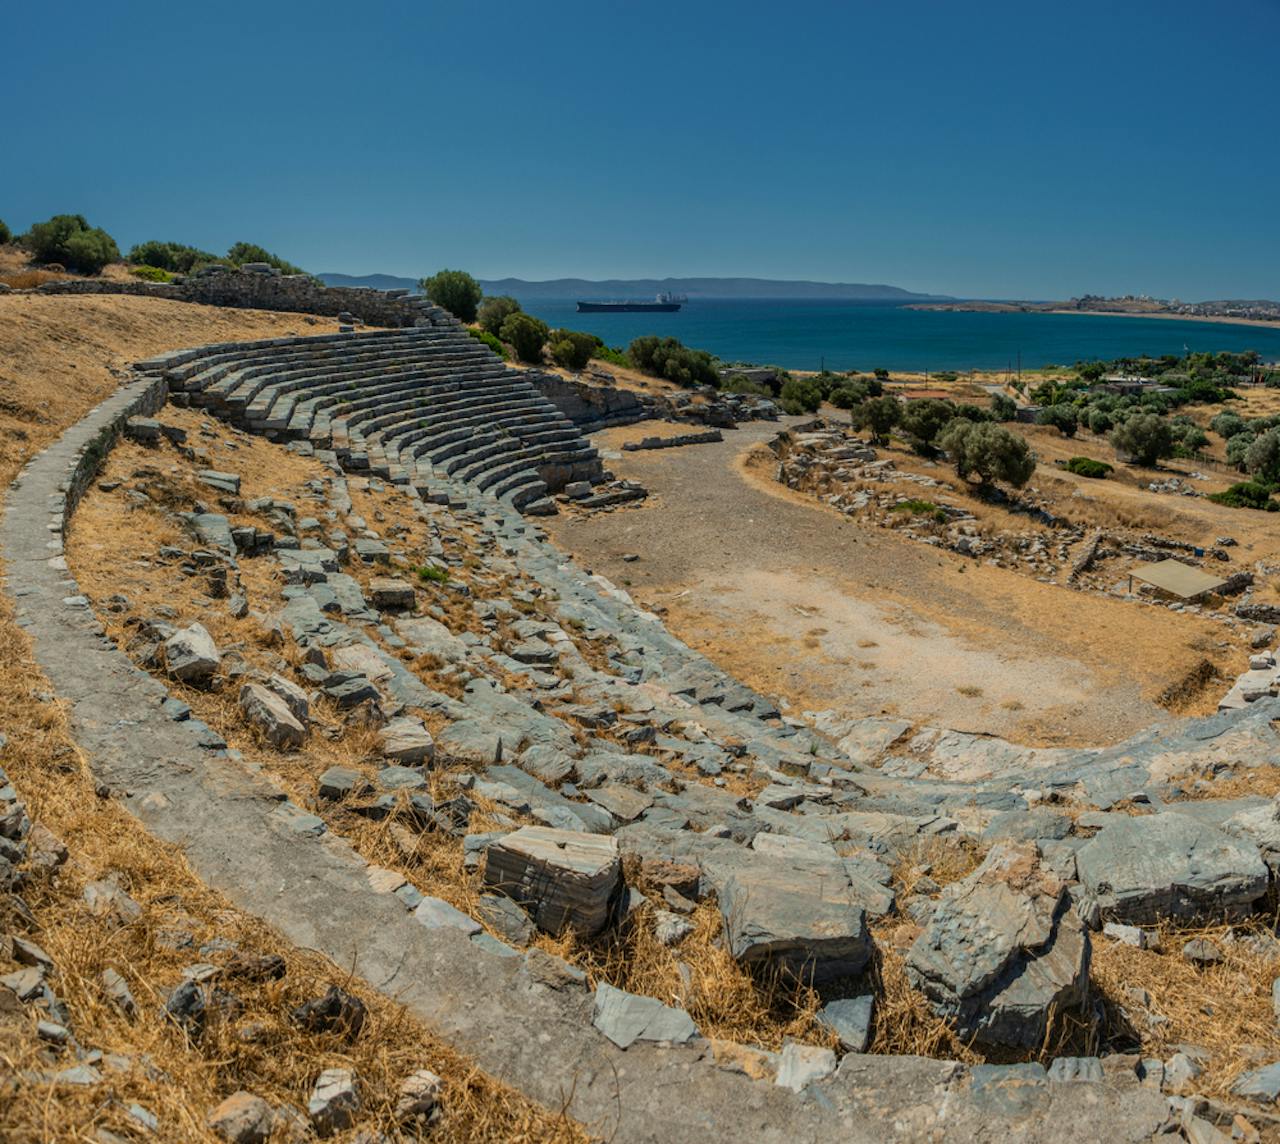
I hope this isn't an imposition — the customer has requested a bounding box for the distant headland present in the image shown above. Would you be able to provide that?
[908,293,1280,328]
[318,272,952,303]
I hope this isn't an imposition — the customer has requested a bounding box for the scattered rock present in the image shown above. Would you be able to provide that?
[774,1040,837,1092]
[1182,938,1223,966]
[239,682,306,749]
[207,1091,275,1144]
[395,1069,443,1123]
[815,995,874,1052]
[163,623,220,682]
[380,716,434,765]
[291,985,367,1041]
[592,982,698,1048]
[308,1068,360,1137]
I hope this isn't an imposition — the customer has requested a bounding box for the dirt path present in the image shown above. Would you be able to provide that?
[543,420,1245,746]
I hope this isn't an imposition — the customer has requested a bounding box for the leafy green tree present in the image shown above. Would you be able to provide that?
[226,241,305,275]
[1036,404,1078,437]
[954,403,991,422]
[989,393,1017,421]
[420,268,483,323]
[477,295,521,335]
[855,395,903,445]
[548,329,597,371]
[938,421,1036,488]
[778,376,824,414]
[0,218,10,244]
[722,373,772,397]
[500,312,550,363]
[1245,428,1280,485]
[1109,412,1173,467]
[899,398,956,453]
[24,213,119,273]
[1227,431,1257,469]
[1076,360,1107,382]
[873,368,890,380]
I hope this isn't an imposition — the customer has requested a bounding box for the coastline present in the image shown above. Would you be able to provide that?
[909,301,1280,332]
[1044,308,1280,331]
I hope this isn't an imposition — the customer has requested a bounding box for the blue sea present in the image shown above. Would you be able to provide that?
[516,298,1280,373]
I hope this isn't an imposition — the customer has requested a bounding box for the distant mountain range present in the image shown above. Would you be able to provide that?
[318,272,951,302]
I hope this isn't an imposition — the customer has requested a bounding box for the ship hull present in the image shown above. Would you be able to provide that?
[576,301,682,313]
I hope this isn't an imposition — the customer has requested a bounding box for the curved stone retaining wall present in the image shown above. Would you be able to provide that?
[0,378,1186,1141]
[35,267,458,330]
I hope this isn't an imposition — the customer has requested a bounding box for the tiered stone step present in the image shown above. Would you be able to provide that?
[147,329,604,511]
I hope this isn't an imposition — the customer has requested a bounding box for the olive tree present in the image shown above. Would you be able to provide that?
[477,295,521,335]
[500,312,550,363]
[938,420,1036,488]
[1109,412,1174,467]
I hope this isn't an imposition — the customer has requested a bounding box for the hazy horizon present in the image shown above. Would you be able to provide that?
[6,1,1279,301]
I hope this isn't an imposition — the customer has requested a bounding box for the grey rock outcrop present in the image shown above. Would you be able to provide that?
[906,842,1090,1048]
[592,982,697,1049]
[1075,813,1269,923]
[239,682,306,749]
[163,623,220,682]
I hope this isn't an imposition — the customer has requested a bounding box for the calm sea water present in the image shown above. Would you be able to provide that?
[516,298,1280,373]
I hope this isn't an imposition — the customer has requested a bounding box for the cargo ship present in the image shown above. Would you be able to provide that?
[577,292,684,313]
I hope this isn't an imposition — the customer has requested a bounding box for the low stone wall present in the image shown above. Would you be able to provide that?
[36,268,457,329]
[530,371,654,431]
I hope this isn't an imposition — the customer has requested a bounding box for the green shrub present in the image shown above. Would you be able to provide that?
[1109,412,1173,466]
[939,421,1036,488]
[467,327,508,359]
[1087,408,1114,434]
[127,240,217,273]
[1208,481,1279,511]
[989,393,1017,421]
[1064,456,1113,478]
[1036,404,1078,437]
[129,265,173,282]
[890,498,948,523]
[477,295,521,335]
[722,373,772,397]
[548,329,597,371]
[592,342,630,367]
[500,312,550,364]
[1210,410,1247,439]
[627,336,719,387]
[24,214,119,273]
[829,380,873,409]
[0,218,10,245]
[873,368,890,380]
[419,268,482,323]
[779,376,823,414]
[226,242,305,275]
[414,564,450,583]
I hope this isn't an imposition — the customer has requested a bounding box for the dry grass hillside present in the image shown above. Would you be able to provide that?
[0,291,586,1141]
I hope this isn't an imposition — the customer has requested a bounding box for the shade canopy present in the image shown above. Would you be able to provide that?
[1131,558,1227,600]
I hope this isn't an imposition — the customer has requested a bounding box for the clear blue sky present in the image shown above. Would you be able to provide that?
[7,0,1279,299]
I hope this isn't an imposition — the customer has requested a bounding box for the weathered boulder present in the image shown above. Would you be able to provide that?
[239,683,306,749]
[163,623,220,682]
[368,576,415,609]
[1223,795,1280,873]
[265,673,309,724]
[906,842,1090,1048]
[1075,813,1269,923]
[816,995,874,1052]
[380,716,435,765]
[483,826,620,937]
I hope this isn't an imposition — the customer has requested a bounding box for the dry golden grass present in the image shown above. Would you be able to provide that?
[1090,918,1280,1100]
[0,590,585,1143]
